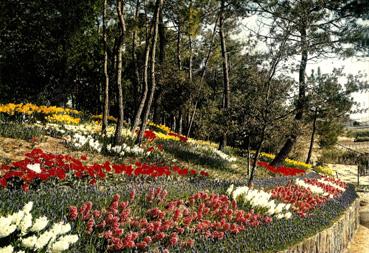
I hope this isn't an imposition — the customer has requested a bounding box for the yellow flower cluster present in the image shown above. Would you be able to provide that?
[90,114,117,123]
[46,114,81,125]
[0,103,80,116]
[259,152,312,170]
[148,121,171,134]
[154,131,181,142]
[259,152,275,160]
[284,159,312,170]
[188,138,218,148]
[313,165,335,176]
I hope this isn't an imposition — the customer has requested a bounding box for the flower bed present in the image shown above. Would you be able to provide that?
[0,174,358,252]
[0,149,209,191]
[69,190,271,251]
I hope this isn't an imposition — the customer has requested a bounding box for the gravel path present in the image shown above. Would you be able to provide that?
[346,225,369,253]
[329,163,369,186]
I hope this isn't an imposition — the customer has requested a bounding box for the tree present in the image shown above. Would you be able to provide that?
[102,0,110,134]
[254,0,363,166]
[0,0,100,105]
[136,0,164,145]
[305,68,358,163]
[114,0,127,144]
[218,0,231,151]
[131,1,152,135]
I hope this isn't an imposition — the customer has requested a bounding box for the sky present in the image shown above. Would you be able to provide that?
[307,57,368,121]
[235,15,369,121]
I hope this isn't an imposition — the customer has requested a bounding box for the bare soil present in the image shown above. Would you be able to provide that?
[0,136,109,167]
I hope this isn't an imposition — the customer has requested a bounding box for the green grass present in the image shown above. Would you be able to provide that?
[0,122,44,141]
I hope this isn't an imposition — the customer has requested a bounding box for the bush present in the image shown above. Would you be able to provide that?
[354,136,369,142]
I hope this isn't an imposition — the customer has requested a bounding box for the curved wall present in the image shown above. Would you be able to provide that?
[280,199,360,253]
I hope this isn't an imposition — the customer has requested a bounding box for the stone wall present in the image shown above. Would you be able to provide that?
[280,199,360,253]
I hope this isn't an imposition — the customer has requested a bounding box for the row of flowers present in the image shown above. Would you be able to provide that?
[271,177,346,217]
[147,122,188,142]
[42,123,146,157]
[0,103,80,116]
[0,103,81,126]
[187,141,237,163]
[228,176,346,218]
[258,152,313,170]
[0,149,209,191]
[257,161,306,176]
[258,152,335,177]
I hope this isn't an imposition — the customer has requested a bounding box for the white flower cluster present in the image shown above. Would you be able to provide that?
[212,149,237,162]
[0,202,78,253]
[295,179,328,196]
[43,123,145,158]
[69,133,103,153]
[227,184,292,219]
[106,143,144,156]
[188,142,237,163]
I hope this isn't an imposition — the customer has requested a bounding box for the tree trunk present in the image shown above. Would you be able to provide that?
[152,9,166,124]
[131,0,141,115]
[247,135,251,178]
[271,24,308,166]
[200,15,218,83]
[114,45,124,144]
[189,35,193,81]
[102,0,109,135]
[306,108,318,164]
[187,100,197,137]
[177,30,182,70]
[131,6,151,135]
[114,0,126,144]
[178,110,183,134]
[218,0,230,151]
[136,0,163,145]
[176,4,182,71]
[248,126,266,187]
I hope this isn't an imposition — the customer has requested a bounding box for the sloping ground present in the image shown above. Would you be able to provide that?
[0,136,109,168]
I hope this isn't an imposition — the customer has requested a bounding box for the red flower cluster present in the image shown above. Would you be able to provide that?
[69,189,273,252]
[257,161,305,176]
[0,149,209,191]
[144,130,156,140]
[271,184,328,217]
[167,132,188,142]
[320,176,347,189]
[303,178,345,197]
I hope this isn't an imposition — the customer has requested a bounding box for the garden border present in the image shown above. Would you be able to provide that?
[280,198,360,253]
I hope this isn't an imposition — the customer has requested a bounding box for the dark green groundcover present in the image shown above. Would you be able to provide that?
[0,176,358,253]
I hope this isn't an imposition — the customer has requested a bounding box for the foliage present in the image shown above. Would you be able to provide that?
[354,136,369,142]
[0,123,43,141]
